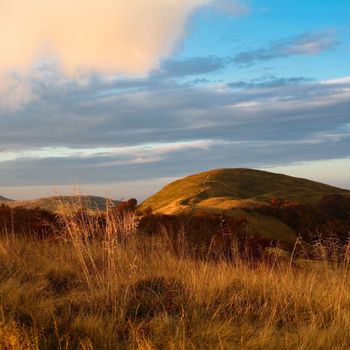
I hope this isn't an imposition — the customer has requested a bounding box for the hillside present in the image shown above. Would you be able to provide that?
[139,168,350,242]
[5,195,120,213]
[140,168,349,213]
[0,196,12,202]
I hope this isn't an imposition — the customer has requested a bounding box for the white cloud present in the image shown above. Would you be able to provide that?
[0,140,216,163]
[0,0,211,75]
[320,76,350,85]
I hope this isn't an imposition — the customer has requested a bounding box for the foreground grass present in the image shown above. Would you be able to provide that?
[1,214,350,349]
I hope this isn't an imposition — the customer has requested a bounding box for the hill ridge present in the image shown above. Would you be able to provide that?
[3,195,120,212]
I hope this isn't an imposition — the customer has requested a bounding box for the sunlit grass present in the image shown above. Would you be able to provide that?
[1,209,350,349]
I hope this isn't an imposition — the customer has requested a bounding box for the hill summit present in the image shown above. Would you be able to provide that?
[140,168,349,214]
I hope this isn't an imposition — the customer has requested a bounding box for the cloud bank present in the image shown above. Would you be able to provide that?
[0,64,349,188]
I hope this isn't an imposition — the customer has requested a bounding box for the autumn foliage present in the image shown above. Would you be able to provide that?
[256,194,350,243]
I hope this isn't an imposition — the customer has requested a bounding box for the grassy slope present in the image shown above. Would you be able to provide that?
[139,168,350,242]
[5,195,120,213]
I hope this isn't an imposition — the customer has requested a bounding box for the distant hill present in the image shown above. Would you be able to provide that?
[139,168,350,242]
[6,195,120,213]
[0,196,12,202]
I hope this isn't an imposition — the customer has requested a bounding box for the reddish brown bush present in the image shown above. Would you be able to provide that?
[138,212,273,261]
[256,195,350,244]
[113,198,138,215]
[0,204,58,238]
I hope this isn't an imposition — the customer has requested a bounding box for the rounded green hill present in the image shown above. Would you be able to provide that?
[139,168,350,243]
[140,168,349,214]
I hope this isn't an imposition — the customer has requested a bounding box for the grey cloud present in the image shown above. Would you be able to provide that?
[234,30,339,65]
[229,76,314,89]
[108,31,341,83]
[152,30,339,78]
[1,72,350,149]
[151,56,230,78]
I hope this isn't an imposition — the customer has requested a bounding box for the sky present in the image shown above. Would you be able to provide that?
[0,0,349,200]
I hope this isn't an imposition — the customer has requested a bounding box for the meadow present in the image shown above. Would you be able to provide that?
[1,206,350,349]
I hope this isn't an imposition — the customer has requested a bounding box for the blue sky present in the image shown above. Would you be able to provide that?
[181,0,350,81]
[0,0,349,200]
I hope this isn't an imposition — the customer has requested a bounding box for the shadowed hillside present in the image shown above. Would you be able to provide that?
[0,196,12,202]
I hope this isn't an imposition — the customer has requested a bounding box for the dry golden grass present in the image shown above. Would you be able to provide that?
[1,208,350,349]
